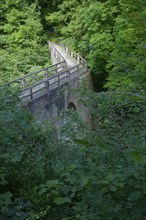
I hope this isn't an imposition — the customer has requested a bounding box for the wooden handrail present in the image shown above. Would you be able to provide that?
[48,41,66,63]
[20,64,86,101]
[1,61,66,88]
[1,41,88,103]
[63,44,87,68]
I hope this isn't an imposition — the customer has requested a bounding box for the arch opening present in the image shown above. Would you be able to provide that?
[67,102,76,110]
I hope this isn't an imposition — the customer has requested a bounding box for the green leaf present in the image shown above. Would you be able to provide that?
[81,177,89,186]
[104,118,110,124]
[129,191,141,201]
[53,197,71,205]
[96,137,108,150]
[47,180,59,186]
[0,192,13,207]
[74,138,94,147]
[38,187,48,195]
[109,185,117,192]
[130,151,146,164]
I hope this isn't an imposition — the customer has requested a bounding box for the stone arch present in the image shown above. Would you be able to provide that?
[67,102,76,110]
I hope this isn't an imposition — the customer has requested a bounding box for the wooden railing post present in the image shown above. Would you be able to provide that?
[68,70,71,86]
[77,65,79,74]
[62,43,87,69]
[34,73,37,81]
[30,88,33,101]
[45,68,49,78]
[48,41,65,65]
[21,78,26,89]
[58,75,60,87]
[46,80,50,93]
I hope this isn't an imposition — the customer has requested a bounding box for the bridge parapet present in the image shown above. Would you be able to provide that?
[63,44,87,68]
[20,63,86,102]
[1,41,91,121]
[49,41,66,64]
[1,61,66,89]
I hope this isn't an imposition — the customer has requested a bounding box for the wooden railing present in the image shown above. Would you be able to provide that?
[20,64,86,102]
[49,41,66,63]
[63,44,87,68]
[1,61,66,89]
[1,41,88,103]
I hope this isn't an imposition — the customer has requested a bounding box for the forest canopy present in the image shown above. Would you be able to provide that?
[0,0,51,84]
[47,0,146,92]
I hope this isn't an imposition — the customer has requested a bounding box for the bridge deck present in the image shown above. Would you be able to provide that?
[2,42,88,103]
[51,43,78,68]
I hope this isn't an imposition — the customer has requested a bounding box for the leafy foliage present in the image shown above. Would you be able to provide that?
[0,88,62,219]
[1,88,145,219]
[47,0,146,92]
[0,0,51,84]
[0,0,146,219]
[31,91,145,219]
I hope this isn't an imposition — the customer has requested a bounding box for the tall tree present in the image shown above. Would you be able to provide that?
[47,0,146,93]
[0,0,50,84]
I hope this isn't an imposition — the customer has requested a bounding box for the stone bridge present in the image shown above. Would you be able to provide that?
[3,42,92,121]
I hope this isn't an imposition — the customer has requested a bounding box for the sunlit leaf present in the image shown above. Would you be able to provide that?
[74,138,94,147]
[130,151,146,164]
[53,197,71,205]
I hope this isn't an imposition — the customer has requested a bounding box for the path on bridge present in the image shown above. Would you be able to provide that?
[51,43,78,68]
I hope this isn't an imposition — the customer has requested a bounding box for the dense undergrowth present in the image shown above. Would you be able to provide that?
[0,88,145,219]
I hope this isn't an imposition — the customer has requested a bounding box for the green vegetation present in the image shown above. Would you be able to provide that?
[0,88,145,219]
[0,0,51,84]
[48,0,146,92]
[0,0,146,219]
